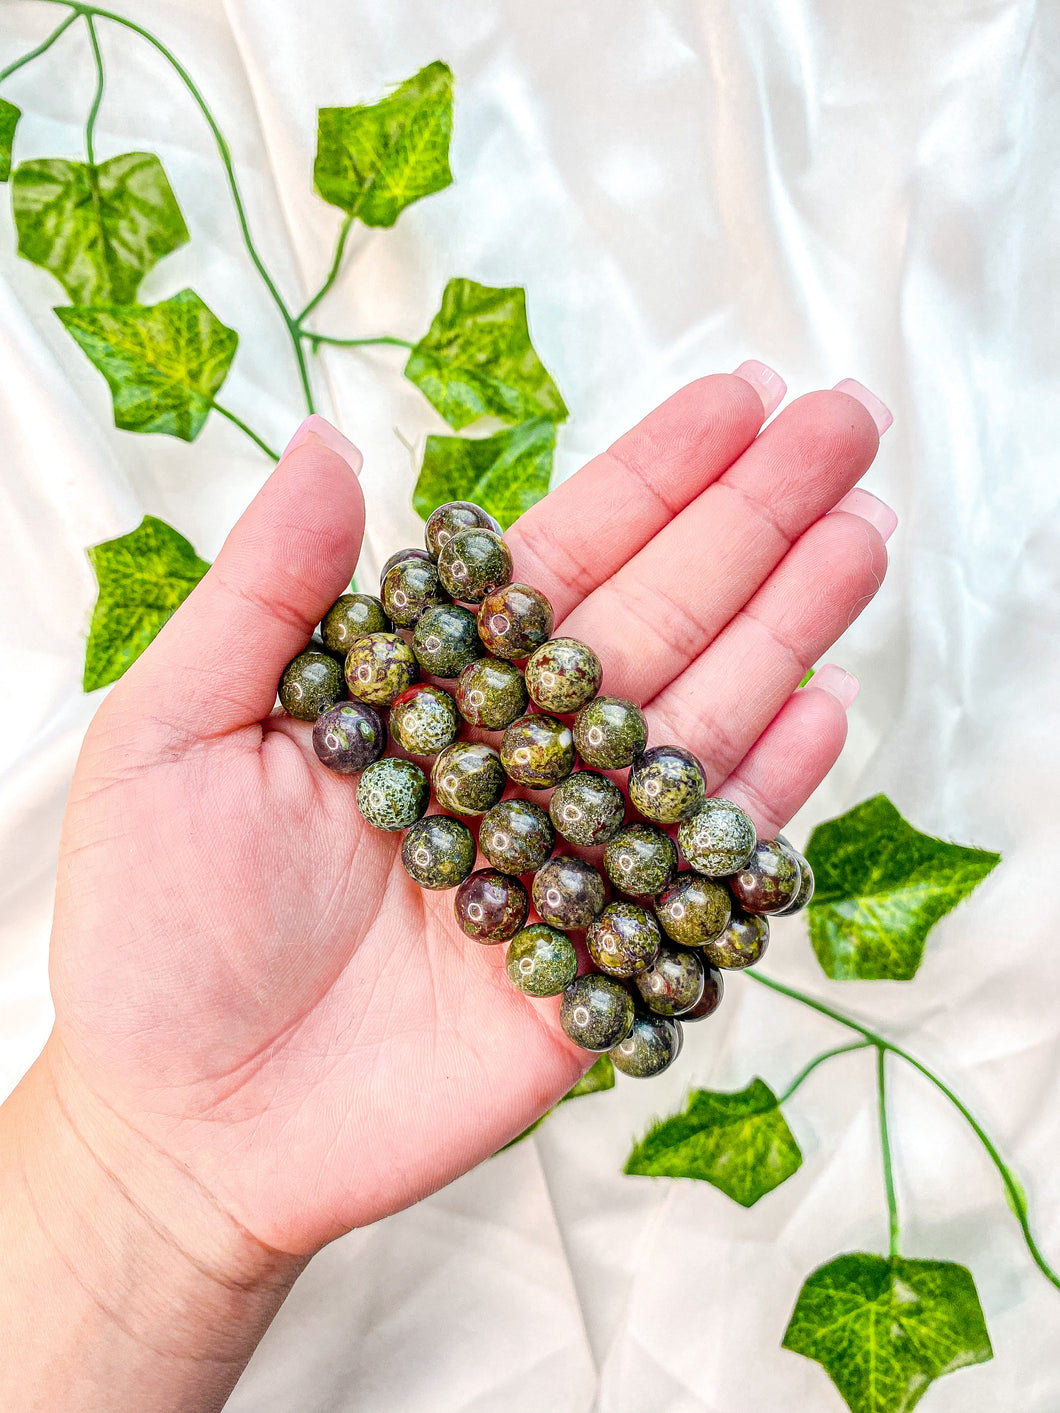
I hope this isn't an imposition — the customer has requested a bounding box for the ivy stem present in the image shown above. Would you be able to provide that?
[306,333,415,352]
[83,12,104,166]
[779,1040,872,1104]
[297,212,354,325]
[877,1046,900,1258]
[0,9,79,83]
[211,402,279,460]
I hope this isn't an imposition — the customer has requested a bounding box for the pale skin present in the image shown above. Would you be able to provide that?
[0,368,893,1412]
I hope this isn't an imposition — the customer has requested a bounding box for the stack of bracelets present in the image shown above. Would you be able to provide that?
[277,500,814,1081]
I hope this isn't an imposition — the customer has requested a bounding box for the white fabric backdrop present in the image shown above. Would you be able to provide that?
[2,0,1058,1408]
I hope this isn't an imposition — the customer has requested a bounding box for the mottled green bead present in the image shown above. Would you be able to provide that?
[501,713,574,787]
[560,973,636,1052]
[401,814,477,889]
[729,839,802,915]
[628,745,706,824]
[381,557,449,627]
[702,910,770,970]
[506,925,578,996]
[312,700,385,774]
[549,771,626,846]
[345,632,418,706]
[477,583,554,660]
[356,758,429,831]
[431,741,506,816]
[634,944,705,1016]
[681,965,724,1021]
[379,547,431,593]
[438,527,513,603]
[425,501,501,560]
[525,637,602,714]
[677,798,757,877]
[279,649,345,721]
[454,869,529,943]
[479,799,554,875]
[389,684,460,756]
[532,856,607,930]
[775,851,815,915]
[412,603,485,678]
[572,696,647,769]
[654,871,732,946]
[604,823,678,899]
[454,657,528,730]
[586,901,661,978]
[320,593,391,654]
[609,1013,681,1078]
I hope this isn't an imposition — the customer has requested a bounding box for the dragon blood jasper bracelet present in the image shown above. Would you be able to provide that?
[278,500,815,1081]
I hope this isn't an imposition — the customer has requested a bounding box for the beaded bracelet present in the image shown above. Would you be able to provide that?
[277,500,815,1080]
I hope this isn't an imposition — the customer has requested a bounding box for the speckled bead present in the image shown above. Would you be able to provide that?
[312,701,386,774]
[677,798,757,877]
[654,871,732,947]
[634,944,705,1016]
[603,823,678,899]
[381,557,449,628]
[610,1014,682,1078]
[425,501,502,560]
[532,856,607,930]
[345,632,418,706]
[454,657,528,730]
[379,546,431,592]
[401,814,477,890]
[356,758,429,831]
[389,684,460,757]
[454,869,529,943]
[437,527,513,603]
[586,901,662,978]
[525,638,603,714]
[506,925,578,997]
[775,851,815,915]
[702,910,770,970]
[572,696,647,769]
[431,741,506,816]
[549,771,626,847]
[412,603,485,678]
[479,800,554,875]
[279,650,345,721]
[500,712,575,788]
[729,839,802,915]
[320,593,391,654]
[680,965,725,1022]
[628,745,706,824]
[560,973,636,1052]
[477,583,554,660]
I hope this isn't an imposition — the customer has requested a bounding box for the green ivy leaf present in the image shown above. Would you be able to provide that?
[56,288,238,441]
[314,61,453,227]
[501,1055,615,1150]
[12,152,189,304]
[414,417,555,530]
[405,278,568,430]
[0,98,20,183]
[84,515,210,691]
[782,1253,992,1413]
[806,795,1001,981]
[624,1078,802,1206]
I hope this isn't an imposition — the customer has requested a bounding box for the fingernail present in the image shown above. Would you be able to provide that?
[832,487,898,542]
[808,663,860,709]
[733,359,786,418]
[282,414,362,474]
[832,378,893,435]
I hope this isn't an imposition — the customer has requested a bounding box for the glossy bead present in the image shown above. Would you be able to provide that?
[677,798,757,877]
[312,701,386,774]
[603,823,678,898]
[454,869,529,943]
[500,712,574,787]
[654,871,732,946]
[320,593,391,653]
[702,910,770,969]
[477,583,554,660]
[560,973,636,1052]
[381,557,449,627]
[628,745,706,824]
[506,925,578,996]
[479,799,554,875]
[525,637,602,714]
[425,501,501,560]
[634,944,705,1016]
[379,546,431,592]
[586,901,662,978]
[412,603,485,678]
[437,527,513,603]
[549,771,626,846]
[729,839,802,915]
[532,856,607,930]
[610,1014,681,1078]
[356,758,429,831]
[431,741,506,816]
[572,696,647,769]
[401,814,477,889]
[279,650,345,721]
[454,657,528,730]
[345,632,418,706]
[389,684,460,756]
[775,851,815,915]
[680,964,725,1022]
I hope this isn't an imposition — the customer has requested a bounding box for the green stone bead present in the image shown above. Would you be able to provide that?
[345,632,419,706]
[454,657,528,730]
[279,649,345,721]
[549,771,626,846]
[425,501,501,560]
[312,700,386,774]
[401,814,477,890]
[677,798,757,877]
[532,856,607,929]
[586,901,661,978]
[604,823,678,899]
[320,593,391,653]
[389,684,460,756]
[634,944,705,1016]
[477,583,554,660]
[610,1013,682,1078]
[681,965,725,1021]
[560,973,636,1052]
[437,527,513,603]
[431,741,506,816]
[500,713,574,788]
[479,799,554,875]
[381,557,449,628]
[572,696,647,769]
[729,839,802,915]
[775,851,815,915]
[506,924,578,996]
[454,869,529,943]
[654,871,731,946]
[412,603,485,678]
[356,758,429,831]
[628,745,706,824]
[702,910,770,969]
[525,637,602,714]
[379,547,431,593]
